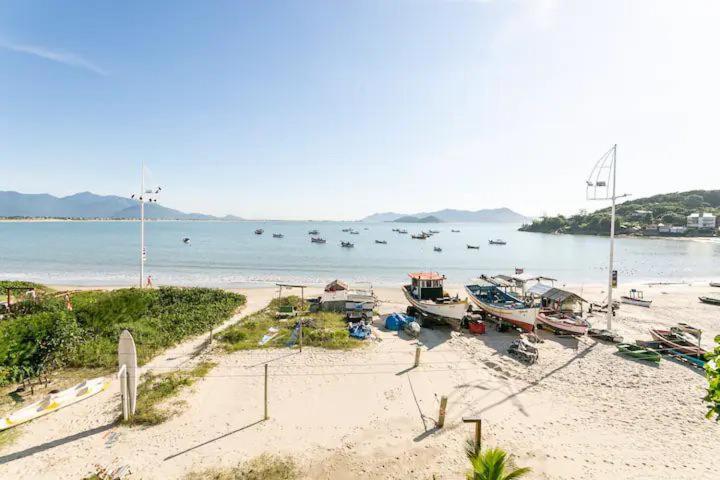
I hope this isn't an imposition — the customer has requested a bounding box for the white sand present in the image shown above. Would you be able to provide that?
[1,282,718,479]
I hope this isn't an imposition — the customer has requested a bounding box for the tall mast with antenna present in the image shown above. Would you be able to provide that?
[132,162,161,289]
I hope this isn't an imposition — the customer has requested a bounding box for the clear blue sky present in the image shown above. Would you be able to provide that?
[1,1,718,220]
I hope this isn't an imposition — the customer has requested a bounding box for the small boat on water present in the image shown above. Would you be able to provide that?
[616,343,661,363]
[411,233,428,239]
[402,272,467,320]
[254,229,264,235]
[536,310,589,335]
[699,296,720,306]
[451,229,460,233]
[311,237,326,244]
[272,233,284,238]
[340,241,354,248]
[398,229,408,234]
[182,237,191,244]
[488,239,507,245]
[465,277,538,332]
[621,289,652,307]
[342,228,351,232]
[350,230,359,235]
[308,229,320,235]
[467,244,480,249]
[433,246,442,252]
[649,328,707,356]
[428,229,440,234]
[375,240,387,244]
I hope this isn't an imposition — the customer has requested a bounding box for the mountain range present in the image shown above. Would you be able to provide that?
[0,191,242,220]
[361,208,529,223]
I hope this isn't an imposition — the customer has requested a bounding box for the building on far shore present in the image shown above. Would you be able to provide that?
[687,212,716,229]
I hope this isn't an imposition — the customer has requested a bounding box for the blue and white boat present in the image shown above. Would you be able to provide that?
[465,276,538,332]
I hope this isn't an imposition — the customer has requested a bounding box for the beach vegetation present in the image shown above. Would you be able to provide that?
[465,443,531,480]
[123,361,216,426]
[705,335,720,421]
[219,296,363,351]
[0,285,245,386]
[183,453,299,480]
[520,189,720,235]
[0,426,21,451]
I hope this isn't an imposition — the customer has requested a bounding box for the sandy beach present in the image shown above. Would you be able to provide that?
[0,281,718,479]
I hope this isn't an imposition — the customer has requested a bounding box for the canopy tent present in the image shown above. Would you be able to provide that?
[541,287,587,304]
[526,283,553,296]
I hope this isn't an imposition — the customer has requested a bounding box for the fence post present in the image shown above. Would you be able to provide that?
[414,347,421,367]
[437,396,448,428]
[299,321,303,353]
[264,363,269,420]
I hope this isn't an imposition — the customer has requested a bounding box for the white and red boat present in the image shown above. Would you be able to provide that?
[536,309,589,335]
[465,278,538,332]
[402,272,467,320]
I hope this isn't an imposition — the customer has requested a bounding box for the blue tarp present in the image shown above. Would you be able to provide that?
[348,322,371,339]
[384,313,414,331]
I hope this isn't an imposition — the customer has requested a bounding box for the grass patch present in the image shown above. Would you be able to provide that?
[122,361,216,426]
[219,296,363,352]
[0,427,21,451]
[183,453,299,480]
[0,284,245,386]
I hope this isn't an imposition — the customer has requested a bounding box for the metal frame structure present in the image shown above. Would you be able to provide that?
[131,162,161,288]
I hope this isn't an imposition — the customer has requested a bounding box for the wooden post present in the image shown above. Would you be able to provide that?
[299,321,303,352]
[414,346,421,367]
[264,363,269,420]
[463,417,482,455]
[437,396,448,428]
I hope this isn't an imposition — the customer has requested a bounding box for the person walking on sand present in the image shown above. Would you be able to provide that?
[146,275,153,288]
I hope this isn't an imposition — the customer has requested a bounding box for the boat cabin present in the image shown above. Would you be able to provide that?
[539,288,587,314]
[409,272,446,300]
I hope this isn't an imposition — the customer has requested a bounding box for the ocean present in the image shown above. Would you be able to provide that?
[1,220,718,287]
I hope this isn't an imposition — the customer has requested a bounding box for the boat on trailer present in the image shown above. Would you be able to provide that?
[402,272,467,320]
[621,289,652,307]
[465,276,539,332]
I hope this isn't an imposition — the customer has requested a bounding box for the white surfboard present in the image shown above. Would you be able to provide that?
[118,330,138,415]
[0,377,109,431]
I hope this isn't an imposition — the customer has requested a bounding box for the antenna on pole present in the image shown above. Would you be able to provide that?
[585,145,629,331]
[132,162,161,288]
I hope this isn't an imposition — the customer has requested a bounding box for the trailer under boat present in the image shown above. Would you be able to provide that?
[465,277,538,332]
[402,272,467,322]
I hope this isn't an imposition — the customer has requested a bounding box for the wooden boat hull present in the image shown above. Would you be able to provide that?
[621,296,652,307]
[402,286,467,320]
[465,287,538,332]
[699,296,720,306]
[536,311,588,335]
[649,329,707,356]
[0,377,109,431]
[616,343,661,362]
[709,282,720,288]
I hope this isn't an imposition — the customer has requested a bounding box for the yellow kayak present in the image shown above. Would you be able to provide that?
[0,377,109,431]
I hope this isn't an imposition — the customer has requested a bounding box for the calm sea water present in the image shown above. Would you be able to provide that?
[1,221,718,287]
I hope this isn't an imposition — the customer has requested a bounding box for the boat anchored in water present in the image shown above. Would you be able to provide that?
[433,246,442,252]
[375,240,387,244]
[467,244,480,249]
[254,229,264,235]
[465,276,539,332]
[308,229,319,235]
[272,233,284,238]
[311,237,326,244]
[402,272,467,320]
[340,241,354,248]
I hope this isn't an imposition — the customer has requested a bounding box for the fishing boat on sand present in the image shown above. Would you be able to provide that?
[465,276,539,332]
[649,328,707,356]
[710,282,720,287]
[254,229,264,235]
[621,289,652,307]
[616,343,661,363]
[488,239,507,245]
[467,244,480,249]
[311,237,326,244]
[536,310,589,335]
[699,296,720,306]
[402,272,467,320]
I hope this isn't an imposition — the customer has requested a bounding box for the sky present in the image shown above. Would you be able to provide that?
[1,0,719,220]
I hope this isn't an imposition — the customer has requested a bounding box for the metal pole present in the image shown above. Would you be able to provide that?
[263,363,269,420]
[140,162,145,289]
[607,144,617,330]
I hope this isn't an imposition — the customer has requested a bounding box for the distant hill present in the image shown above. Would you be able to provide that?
[392,215,442,223]
[519,189,720,235]
[361,208,528,223]
[0,191,241,220]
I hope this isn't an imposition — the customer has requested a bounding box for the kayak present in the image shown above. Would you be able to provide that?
[616,343,661,363]
[0,377,109,431]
